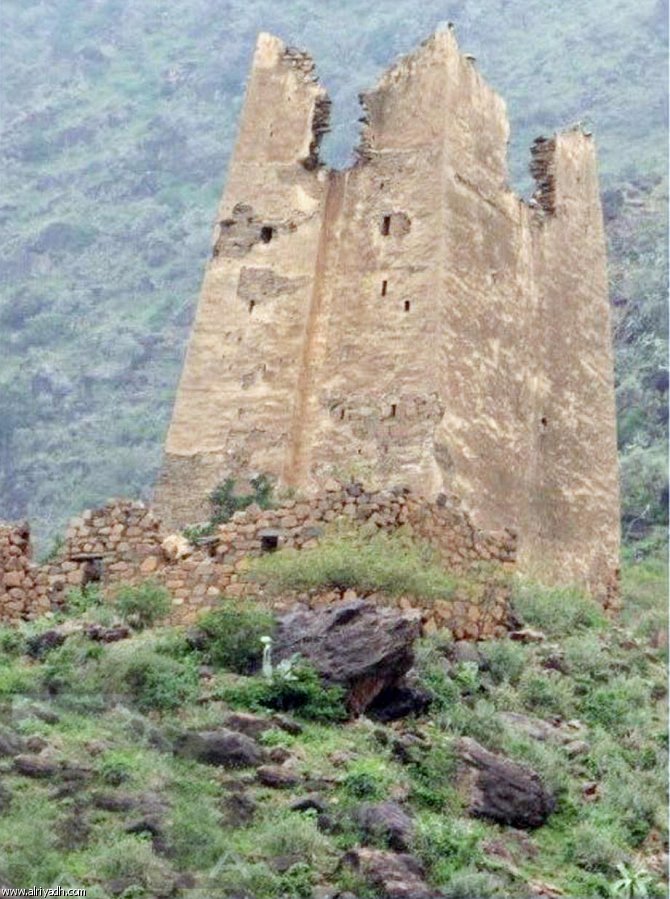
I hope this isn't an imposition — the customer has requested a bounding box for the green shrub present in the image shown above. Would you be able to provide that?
[518,669,576,718]
[62,583,104,617]
[113,580,172,629]
[0,626,25,657]
[97,753,134,786]
[407,739,460,810]
[582,676,651,734]
[480,639,527,685]
[114,650,199,711]
[414,816,484,884]
[210,473,275,526]
[40,635,105,696]
[198,601,275,673]
[568,822,626,874]
[250,526,460,602]
[512,581,606,638]
[342,759,393,800]
[217,661,347,722]
[87,833,175,896]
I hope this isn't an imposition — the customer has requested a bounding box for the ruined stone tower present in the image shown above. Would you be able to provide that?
[154,29,620,599]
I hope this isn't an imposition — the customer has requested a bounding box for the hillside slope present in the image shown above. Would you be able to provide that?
[0,537,666,897]
[0,0,667,545]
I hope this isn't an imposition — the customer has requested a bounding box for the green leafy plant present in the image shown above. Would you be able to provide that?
[197,601,275,674]
[209,473,275,526]
[217,660,347,722]
[113,581,172,630]
[608,862,656,898]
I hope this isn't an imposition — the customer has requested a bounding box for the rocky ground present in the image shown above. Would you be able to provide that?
[0,531,666,898]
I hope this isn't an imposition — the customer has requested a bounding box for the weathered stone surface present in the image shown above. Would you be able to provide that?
[257,765,300,789]
[173,729,264,768]
[273,600,421,714]
[153,29,620,606]
[343,848,439,899]
[353,801,415,851]
[455,737,555,829]
[85,623,131,643]
[367,674,432,722]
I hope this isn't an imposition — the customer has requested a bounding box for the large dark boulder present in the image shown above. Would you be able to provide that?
[273,600,421,714]
[455,737,555,829]
[173,729,264,768]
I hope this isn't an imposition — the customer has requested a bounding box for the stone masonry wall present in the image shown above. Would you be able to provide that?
[0,483,516,638]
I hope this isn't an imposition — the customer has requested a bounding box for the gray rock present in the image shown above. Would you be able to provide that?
[343,848,440,898]
[273,600,421,714]
[353,801,415,851]
[257,765,300,789]
[173,729,264,768]
[456,737,555,829]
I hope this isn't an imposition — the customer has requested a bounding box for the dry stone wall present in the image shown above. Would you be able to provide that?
[0,483,516,638]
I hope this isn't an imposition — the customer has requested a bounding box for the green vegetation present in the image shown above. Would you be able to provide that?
[250,525,461,600]
[0,539,663,896]
[197,600,275,673]
[112,580,172,629]
[216,658,348,723]
[0,0,665,548]
[184,474,276,540]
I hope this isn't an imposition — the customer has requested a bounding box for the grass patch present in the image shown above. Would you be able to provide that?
[512,581,607,637]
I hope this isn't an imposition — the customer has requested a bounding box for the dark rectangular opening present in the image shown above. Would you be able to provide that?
[261,534,279,553]
[390,404,397,418]
[381,280,388,297]
[381,215,391,236]
[249,300,256,313]
[404,300,410,312]
[260,225,274,243]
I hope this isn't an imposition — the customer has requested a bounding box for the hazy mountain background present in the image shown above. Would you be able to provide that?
[0,0,667,550]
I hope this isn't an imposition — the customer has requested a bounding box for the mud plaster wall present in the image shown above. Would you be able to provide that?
[154,30,620,604]
[0,484,517,637]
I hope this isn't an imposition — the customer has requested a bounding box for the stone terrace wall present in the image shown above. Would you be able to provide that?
[0,484,517,638]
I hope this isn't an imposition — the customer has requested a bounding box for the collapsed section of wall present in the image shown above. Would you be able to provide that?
[0,485,516,639]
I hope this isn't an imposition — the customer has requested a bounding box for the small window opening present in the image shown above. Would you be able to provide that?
[381,280,388,297]
[404,300,410,312]
[260,226,274,243]
[390,404,397,418]
[381,215,391,236]
[540,416,548,428]
[260,534,279,553]
[248,300,255,313]
[339,408,345,420]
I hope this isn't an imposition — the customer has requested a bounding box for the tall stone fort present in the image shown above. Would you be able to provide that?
[155,29,620,600]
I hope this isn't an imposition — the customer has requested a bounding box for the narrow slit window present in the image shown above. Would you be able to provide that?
[381,215,391,236]
[339,408,345,420]
[381,280,388,297]
[260,226,274,243]
[541,416,548,428]
[248,300,255,313]
[404,300,410,312]
[390,404,397,418]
